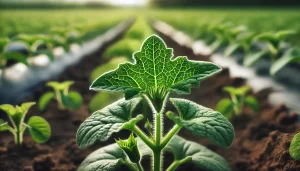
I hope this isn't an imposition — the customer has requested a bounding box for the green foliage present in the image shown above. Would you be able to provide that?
[271,47,300,75]
[289,132,300,161]
[38,81,82,111]
[0,102,51,145]
[216,86,259,118]
[77,35,234,171]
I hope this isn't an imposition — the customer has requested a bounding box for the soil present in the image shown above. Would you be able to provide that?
[1,24,300,171]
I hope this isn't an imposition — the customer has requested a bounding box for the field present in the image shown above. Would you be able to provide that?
[0,7,300,171]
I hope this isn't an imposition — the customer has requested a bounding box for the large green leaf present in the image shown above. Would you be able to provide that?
[78,143,128,171]
[77,98,142,148]
[78,138,149,171]
[28,116,51,143]
[289,132,300,161]
[168,98,234,148]
[0,104,16,116]
[38,92,56,111]
[165,135,231,171]
[90,35,221,101]
[215,98,234,118]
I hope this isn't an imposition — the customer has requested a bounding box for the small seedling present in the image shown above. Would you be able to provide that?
[38,81,82,111]
[224,32,256,57]
[244,30,297,67]
[0,38,28,80]
[76,35,234,171]
[289,132,300,161]
[14,34,55,61]
[270,47,300,75]
[0,102,51,145]
[216,86,259,118]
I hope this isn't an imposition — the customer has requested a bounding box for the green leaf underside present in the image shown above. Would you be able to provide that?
[165,135,231,171]
[62,91,82,109]
[215,98,234,118]
[289,132,300,161]
[78,143,127,171]
[77,98,142,148]
[28,116,51,143]
[90,35,221,100]
[169,98,234,148]
[39,92,56,111]
[244,96,259,112]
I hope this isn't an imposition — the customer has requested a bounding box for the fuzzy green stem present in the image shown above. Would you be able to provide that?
[132,125,155,149]
[160,125,181,149]
[166,157,192,171]
[153,149,162,171]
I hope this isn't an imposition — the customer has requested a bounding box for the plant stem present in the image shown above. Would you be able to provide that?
[153,112,162,171]
[153,149,162,171]
[160,125,181,149]
[166,157,192,171]
[14,129,23,145]
[132,125,155,149]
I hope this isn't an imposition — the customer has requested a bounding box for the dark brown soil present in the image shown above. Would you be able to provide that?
[1,25,300,171]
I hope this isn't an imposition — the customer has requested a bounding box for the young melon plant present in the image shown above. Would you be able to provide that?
[14,34,55,61]
[289,132,300,161]
[216,86,259,118]
[244,30,297,67]
[76,35,234,171]
[0,38,28,75]
[0,102,51,145]
[224,32,256,57]
[38,81,82,111]
[270,47,300,75]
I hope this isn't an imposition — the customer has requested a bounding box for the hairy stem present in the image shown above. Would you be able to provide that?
[132,125,155,149]
[160,125,181,149]
[166,156,192,171]
[153,149,162,171]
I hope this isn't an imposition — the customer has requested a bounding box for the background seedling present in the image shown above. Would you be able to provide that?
[244,30,297,67]
[216,86,259,118]
[289,132,300,161]
[0,102,51,145]
[38,81,82,111]
[76,35,234,171]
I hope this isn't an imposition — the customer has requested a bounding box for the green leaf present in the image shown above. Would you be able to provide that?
[0,38,9,53]
[270,48,300,75]
[289,132,300,161]
[38,92,56,111]
[168,98,234,148]
[78,143,128,171]
[76,98,142,148]
[243,50,269,67]
[47,81,74,92]
[223,86,250,96]
[275,30,297,40]
[165,135,231,171]
[216,98,234,118]
[244,95,259,112]
[4,52,29,66]
[90,35,221,101]
[61,91,82,109]
[27,116,51,143]
[0,119,10,131]
[0,104,16,116]
[224,43,240,57]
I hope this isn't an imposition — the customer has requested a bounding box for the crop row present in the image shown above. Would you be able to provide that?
[151,9,300,75]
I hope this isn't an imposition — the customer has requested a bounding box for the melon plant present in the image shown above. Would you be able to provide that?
[76,35,234,171]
